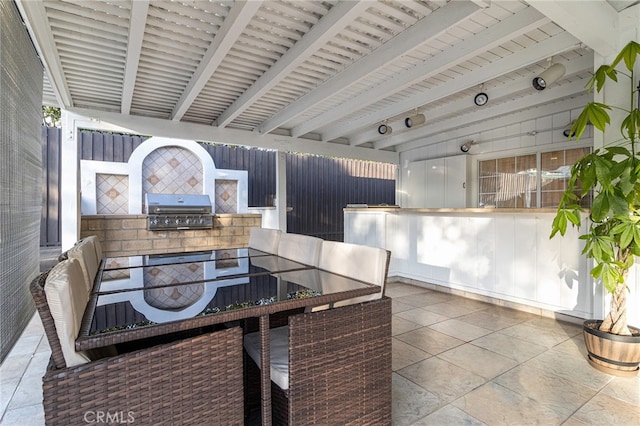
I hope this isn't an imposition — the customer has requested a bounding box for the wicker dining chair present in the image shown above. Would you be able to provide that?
[31,261,244,425]
[244,297,392,425]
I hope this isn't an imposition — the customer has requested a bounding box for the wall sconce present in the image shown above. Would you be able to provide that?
[378,122,392,135]
[460,140,476,153]
[404,112,425,128]
[563,121,575,137]
[532,59,566,91]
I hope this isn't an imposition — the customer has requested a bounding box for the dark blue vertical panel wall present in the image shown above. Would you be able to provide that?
[286,153,396,241]
[41,126,61,246]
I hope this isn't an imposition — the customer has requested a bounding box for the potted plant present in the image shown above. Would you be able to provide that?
[550,40,640,377]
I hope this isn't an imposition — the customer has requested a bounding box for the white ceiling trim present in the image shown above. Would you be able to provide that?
[316,7,550,142]
[67,107,398,164]
[15,0,72,108]
[171,1,262,121]
[259,0,484,136]
[331,31,580,146]
[526,0,619,57]
[215,1,371,128]
[121,0,149,114]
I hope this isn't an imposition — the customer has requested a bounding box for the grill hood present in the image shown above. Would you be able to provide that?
[145,193,213,230]
[145,193,212,214]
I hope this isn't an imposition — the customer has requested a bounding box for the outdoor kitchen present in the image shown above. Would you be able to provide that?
[78,137,260,258]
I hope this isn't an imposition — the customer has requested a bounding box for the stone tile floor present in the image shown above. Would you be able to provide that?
[1,281,639,425]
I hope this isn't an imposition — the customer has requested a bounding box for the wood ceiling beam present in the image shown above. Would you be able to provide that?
[334,30,580,149]
[15,0,72,108]
[356,53,593,148]
[374,61,592,150]
[259,0,483,136]
[171,1,262,121]
[215,1,370,128]
[67,107,398,164]
[317,6,551,143]
[121,0,149,114]
[526,0,618,58]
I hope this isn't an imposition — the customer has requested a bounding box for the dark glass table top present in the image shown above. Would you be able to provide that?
[78,248,378,348]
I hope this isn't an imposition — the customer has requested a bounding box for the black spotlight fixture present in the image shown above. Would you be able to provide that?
[474,84,488,107]
[474,92,489,106]
[532,59,566,91]
[460,141,475,153]
[404,112,425,128]
[377,123,392,135]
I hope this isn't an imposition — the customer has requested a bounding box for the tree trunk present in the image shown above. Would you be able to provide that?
[599,248,632,336]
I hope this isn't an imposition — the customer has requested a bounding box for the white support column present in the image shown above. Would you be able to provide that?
[275,151,287,232]
[60,110,81,250]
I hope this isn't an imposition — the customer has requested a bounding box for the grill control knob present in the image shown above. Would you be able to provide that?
[163,217,171,225]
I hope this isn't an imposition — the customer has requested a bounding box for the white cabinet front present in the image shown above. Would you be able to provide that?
[405,156,467,208]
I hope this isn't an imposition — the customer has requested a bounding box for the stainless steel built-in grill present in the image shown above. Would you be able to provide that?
[145,193,213,231]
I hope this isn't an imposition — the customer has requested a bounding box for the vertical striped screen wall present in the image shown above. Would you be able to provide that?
[1,2,44,362]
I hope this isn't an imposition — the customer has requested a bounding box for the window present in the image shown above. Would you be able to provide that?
[478,147,590,208]
[540,148,591,208]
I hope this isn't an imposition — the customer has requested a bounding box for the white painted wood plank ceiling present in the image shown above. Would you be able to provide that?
[17,0,640,162]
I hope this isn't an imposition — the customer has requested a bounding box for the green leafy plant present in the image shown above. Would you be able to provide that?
[551,41,640,336]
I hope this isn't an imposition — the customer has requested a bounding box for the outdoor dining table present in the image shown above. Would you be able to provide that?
[76,247,381,426]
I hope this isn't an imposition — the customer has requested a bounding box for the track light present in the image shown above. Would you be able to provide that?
[474,92,489,106]
[532,61,566,91]
[474,84,488,106]
[404,113,425,128]
[378,123,392,135]
[460,141,475,153]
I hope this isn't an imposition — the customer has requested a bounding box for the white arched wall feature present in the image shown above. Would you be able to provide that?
[80,137,248,214]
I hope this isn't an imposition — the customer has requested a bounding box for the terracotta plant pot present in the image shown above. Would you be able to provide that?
[583,319,640,377]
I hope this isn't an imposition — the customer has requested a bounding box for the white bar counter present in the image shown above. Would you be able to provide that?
[344,207,600,321]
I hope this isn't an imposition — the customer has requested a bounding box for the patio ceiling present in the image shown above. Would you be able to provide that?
[15,0,639,163]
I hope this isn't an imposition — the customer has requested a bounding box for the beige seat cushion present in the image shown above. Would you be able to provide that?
[277,233,323,266]
[248,228,281,254]
[244,326,290,390]
[45,258,91,367]
[66,239,99,295]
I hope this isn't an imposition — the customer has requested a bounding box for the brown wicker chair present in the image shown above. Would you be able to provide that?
[31,268,244,426]
[245,297,392,425]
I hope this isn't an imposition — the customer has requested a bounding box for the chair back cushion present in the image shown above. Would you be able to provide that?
[84,235,103,261]
[66,238,99,295]
[248,228,281,254]
[277,233,323,266]
[319,241,389,306]
[44,259,91,367]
